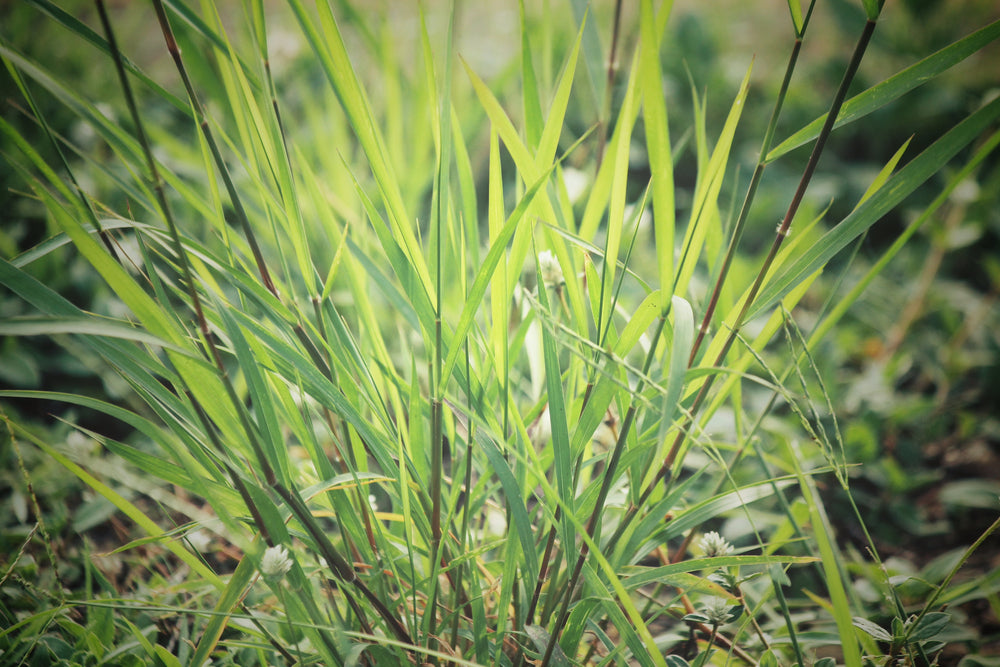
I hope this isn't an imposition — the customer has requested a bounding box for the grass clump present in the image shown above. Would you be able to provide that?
[1,1,999,665]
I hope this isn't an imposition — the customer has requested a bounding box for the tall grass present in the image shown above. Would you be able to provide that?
[2,1,998,665]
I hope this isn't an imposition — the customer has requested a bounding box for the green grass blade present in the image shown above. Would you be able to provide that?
[674,62,752,297]
[749,93,1000,320]
[0,316,190,356]
[535,15,584,170]
[474,428,539,589]
[440,165,554,387]
[788,441,863,667]
[767,19,1000,162]
[519,0,544,148]
[567,0,604,113]
[287,0,433,300]
[536,256,575,546]
[595,51,640,344]
[807,129,1000,351]
[640,0,675,300]
[787,0,804,35]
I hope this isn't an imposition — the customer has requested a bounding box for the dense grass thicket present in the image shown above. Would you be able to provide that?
[2,1,999,665]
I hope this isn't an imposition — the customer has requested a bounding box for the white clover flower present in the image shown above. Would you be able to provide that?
[537,250,564,289]
[698,531,734,558]
[260,544,293,581]
[701,596,736,626]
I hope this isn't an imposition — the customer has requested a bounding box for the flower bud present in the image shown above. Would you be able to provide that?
[538,250,564,289]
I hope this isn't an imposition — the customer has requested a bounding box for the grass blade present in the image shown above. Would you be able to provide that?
[767,19,1000,161]
[750,94,1000,320]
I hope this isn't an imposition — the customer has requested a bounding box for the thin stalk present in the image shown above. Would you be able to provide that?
[95,0,209,356]
[594,0,625,169]
[650,12,881,504]
[311,298,381,561]
[4,415,66,598]
[540,315,668,667]
[271,481,414,646]
[450,348,477,652]
[525,297,604,630]
[906,516,1000,643]
[150,0,277,297]
[689,0,817,363]
[102,2,411,650]
[525,504,561,626]
[184,394,355,661]
[99,0,281,492]
[427,6,456,653]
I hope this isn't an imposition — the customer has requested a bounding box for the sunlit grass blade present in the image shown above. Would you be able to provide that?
[567,0,604,115]
[673,62,752,298]
[287,0,433,300]
[519,0,543,148]
[788,441,864,667]
[440,165,555,387]
[595,50,640,347]
[0,316,190,356]
[639,0,675,300]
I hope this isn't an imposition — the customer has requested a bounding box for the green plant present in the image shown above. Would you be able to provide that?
[2,1,998,665]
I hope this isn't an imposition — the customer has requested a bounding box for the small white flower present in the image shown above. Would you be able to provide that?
[537,250,564,289]
[701,596,736,626]
[698,531,734,558]
[951,177,979,205]
[260,545,292,581]
[186,529,212,553]
[562,167,590,204]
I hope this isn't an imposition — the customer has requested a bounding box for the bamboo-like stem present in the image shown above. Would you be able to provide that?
[594,0,625,169]
[100,1,413,650]
[646,12,881,514]
[150,0,277,298]
[578,16,882,657]
[689,0,818,363]
[99,0,282,491]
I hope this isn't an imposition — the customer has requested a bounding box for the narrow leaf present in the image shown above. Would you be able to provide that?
[767,20,1000,162]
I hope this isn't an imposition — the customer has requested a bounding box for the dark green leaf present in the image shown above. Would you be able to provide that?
[908,612,951,641]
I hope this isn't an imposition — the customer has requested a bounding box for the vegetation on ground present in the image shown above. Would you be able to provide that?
[1,1,999,665]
